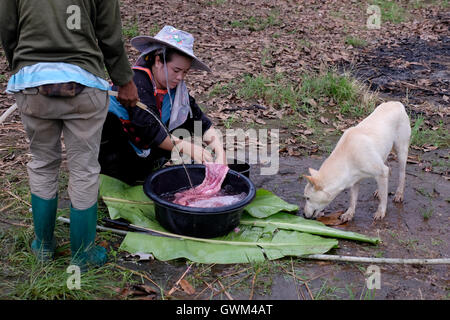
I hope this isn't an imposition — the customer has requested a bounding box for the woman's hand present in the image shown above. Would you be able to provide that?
[176,140,214,164]
[203,127,227,165]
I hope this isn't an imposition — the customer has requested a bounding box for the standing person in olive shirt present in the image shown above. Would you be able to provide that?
[0,0,139,272]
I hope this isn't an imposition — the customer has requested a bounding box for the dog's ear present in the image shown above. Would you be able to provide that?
[303,175,322,191]
[308,168,319,176]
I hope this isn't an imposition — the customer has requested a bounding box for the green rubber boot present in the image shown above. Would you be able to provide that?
[70,202,107,272]
[30,193,58,262]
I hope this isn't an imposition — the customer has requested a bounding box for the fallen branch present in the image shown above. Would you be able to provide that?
[218,280,234,300]
[0,103,17,125]
[304,282,314,300]
[4,190,31,207]
[0,217,31,228]
[112,263,162,293]
[168,264,192,296]
[304,254,450,265]
[0,201,15,213]
[249,267,260,300]
[213,273,251,298]
[195,279,219,299]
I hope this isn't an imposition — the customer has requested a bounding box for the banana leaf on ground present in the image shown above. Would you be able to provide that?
[99,175,379,264]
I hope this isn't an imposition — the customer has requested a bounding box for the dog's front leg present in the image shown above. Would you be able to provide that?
[374,166,389,220]
[341,182,359,222]
[393,143,408,203]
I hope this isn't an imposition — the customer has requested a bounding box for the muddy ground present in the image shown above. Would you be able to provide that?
[114,151,448,300]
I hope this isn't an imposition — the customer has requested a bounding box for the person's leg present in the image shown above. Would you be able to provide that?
[15,91,63,261]
[63,88,108,209]
[60,88,109,271]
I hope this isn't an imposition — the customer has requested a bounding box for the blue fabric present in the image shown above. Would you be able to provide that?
[108,93,151,158]
[107,86,175,158]
[161,90,174,125]
[6,62,109,93]
[108,95,130,120]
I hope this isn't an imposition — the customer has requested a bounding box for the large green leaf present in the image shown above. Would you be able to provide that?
[119,226,338,264]
[99,174,159,229]
[99,174,379,264]
[244,189,299,218]
[240,213,379,245]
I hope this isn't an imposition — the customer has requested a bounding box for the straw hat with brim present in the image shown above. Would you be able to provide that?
[131,25,211,73]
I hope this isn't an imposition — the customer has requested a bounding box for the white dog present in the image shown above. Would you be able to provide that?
[303,101,411,222]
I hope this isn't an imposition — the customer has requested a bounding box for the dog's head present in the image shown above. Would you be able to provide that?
[303,168,332,219]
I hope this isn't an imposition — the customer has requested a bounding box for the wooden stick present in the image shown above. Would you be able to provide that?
[304,282,314,300]
[0,103,17,125]
[0,201,15,213]
[113,263,162,293]
[168,264,192,296]
[221,266,252,279]
[218,280,234,300]
[4,190,31,207]
[249,267,260,300]
[291,258,302,300]
[195,279,218,300]
[213,273,251,297]
[0,217,31,228]
[195,263,216,277]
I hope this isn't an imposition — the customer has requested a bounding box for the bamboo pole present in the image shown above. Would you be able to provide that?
[304,254,450,265]
[56,217,128,235]
[56,217,450,265]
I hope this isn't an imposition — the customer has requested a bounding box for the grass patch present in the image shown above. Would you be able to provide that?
[0,164,143,300]
[371,0,407,23]
[237,73,301,110]
[345,36,368,48]
[299,70,376,117]
[208,69,377,155]
[410,117,450,148]
[421,207,433,220]
[409,0,449,9]
[122,19,140,38]
[204,0,227,6]
[209,69,377,118]
[229,10,281,31]
[208,80,236,97]
[0,221,140,300]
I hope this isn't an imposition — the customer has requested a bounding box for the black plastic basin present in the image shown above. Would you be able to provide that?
[143,164,256,238]
[227,159,250,178]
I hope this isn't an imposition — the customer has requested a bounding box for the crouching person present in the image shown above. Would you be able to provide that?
[99,26,226,186]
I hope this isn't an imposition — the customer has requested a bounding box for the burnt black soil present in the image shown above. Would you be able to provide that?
[345,35,450,111]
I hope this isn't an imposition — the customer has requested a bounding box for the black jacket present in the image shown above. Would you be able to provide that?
[110,67,213,152]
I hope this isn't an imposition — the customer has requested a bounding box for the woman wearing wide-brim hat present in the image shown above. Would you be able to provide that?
[99,26,226,185]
